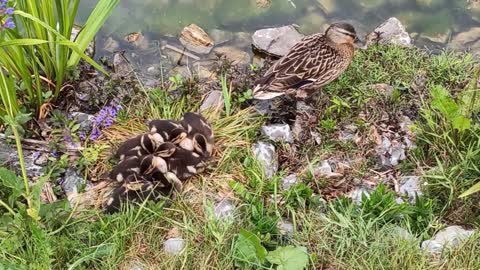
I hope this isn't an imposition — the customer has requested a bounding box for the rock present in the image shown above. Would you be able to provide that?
[214,199,235,220]
[125,260,146,270]
[124,32,149,50]
[60,168,85,205]
[377,136,407,167]
[70,112,95,132]
[391,226,416,241]
[200,90,224,113]
[421,226,475,255]
[233,32,253,48]
[146,65,161,76]
[261,124,293,143]
[366,17,412,47]
[338,124,358,143]
[71,25,94,58]
[75,81,95,102]
[313,160,343,179]
[252,141,278,179]
[164,237,186,255]
[0,144,43,178]
[193,63,216,80]
[281,174,298,190]
[179,24,214,54]
[212,46,251,66]
[420,30,451,44]
[256,0,270,8]
[449,27,480,52]
[278,219,294,236]
[103,37,120,53]
[399,176,423,203]
[349,187,370,205]
[252,25,305,57]
[113,52,134,76]
[209,29,234,45]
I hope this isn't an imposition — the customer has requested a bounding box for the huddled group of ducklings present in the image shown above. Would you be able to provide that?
[104,112,214,213]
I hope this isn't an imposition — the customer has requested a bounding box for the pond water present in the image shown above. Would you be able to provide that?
[76,0,480,80]
[78,0,479,45]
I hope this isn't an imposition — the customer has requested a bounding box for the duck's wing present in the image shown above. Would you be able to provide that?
[254,34,342,93]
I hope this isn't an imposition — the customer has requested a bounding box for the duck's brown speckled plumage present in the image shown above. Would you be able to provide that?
[253,23,360,99]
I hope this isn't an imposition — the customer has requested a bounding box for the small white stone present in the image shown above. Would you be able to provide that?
[399,176,423,203]
[252,141,278,179]
[278,219,294,236]
[164,238,186,255]
[281,174,298,190]
[349,187,370,205]
[261,124,294,143]
[200,90,224,113]
[214,199,235,220]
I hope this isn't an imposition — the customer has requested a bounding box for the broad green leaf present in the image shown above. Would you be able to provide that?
[233,229,267,268]
[266,246,309,270]
[459,182,480,198]
[0,167,24,206]
[452,115,471,131]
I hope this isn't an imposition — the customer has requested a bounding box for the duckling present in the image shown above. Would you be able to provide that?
[109,156,143,183]
[252,22,363,100]
[179,112,214,157]
[140,154,184,192]
[165,147,208,181]
[115,132,164,161]
[148,119,187,143]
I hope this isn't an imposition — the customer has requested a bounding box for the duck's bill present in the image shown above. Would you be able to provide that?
[354,37,367,49]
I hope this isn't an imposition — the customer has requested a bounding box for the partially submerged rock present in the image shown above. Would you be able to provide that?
[179,24,214,54]
[449,27,480,52]
[421,226,476,255]
[252,141,278,179]
[212,46,251,66]
[252,25,304,57]
[366,17,412,47]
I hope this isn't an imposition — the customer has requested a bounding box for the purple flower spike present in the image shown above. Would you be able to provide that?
[3,17,15,29]
[5,7,13,15]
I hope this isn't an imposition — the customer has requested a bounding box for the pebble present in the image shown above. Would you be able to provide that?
[252,141,278,179]
[164,237,186,255]
[281,174,298,190]
[278,219,294,236]
[399,176,423,203]
[349,187,370,205]
[261,124,294,143]
[214,199,235,220]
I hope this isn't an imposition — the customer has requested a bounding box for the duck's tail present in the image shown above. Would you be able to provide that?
[252,84,285,100]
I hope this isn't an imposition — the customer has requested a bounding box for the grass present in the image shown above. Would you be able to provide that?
[1,45,480,269]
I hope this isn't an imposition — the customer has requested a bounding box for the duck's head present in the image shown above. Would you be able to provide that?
[326,22,364,48]
[156,142,177,158]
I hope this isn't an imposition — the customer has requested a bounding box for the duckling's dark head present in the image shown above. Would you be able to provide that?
[326,22,363,47]
[156,142,176,157]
